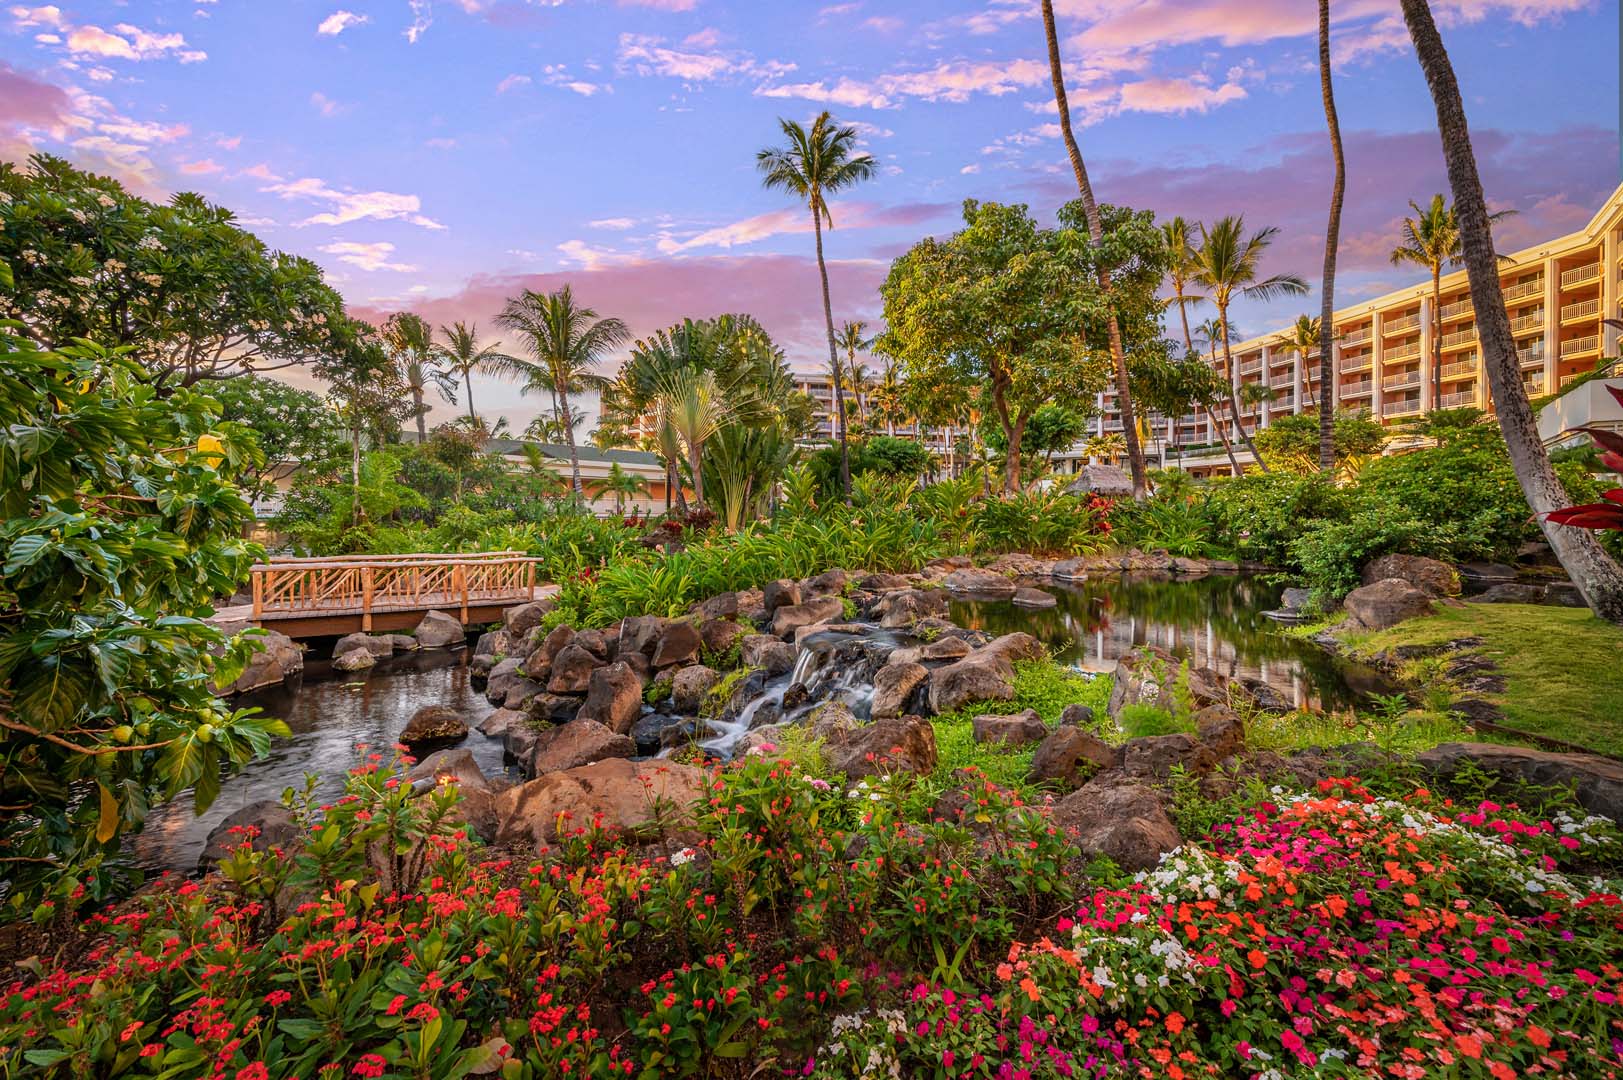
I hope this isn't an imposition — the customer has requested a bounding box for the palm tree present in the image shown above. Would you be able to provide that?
[758,111,877,501]
[1190,216,1309,474]
[1162,216,1204,354]
[1193,318,1243,475]
[654,368,733,508]
[1389,193,1516,409]
[436,321,516,426]
[1040,0,1147,499]
[493,286,629,500]
[1399,0,1623,623]
[1271,315,1323,409]
[1316,0,1345,473]
[589,461,651,514]
[383,312,454,442]
[1083,432,1126,465]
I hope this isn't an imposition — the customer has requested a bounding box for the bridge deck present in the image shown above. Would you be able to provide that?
[242,552,554,638]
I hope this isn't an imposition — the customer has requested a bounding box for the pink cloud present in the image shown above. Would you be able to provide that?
[658,201,952,253]
[758,57,1051,110]
[0,61,72,131]
[179,157,223,175]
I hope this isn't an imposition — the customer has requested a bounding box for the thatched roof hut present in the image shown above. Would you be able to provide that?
[1066,463,1134,498]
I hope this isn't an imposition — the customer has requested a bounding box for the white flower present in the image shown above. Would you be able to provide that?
[670,847,695,867]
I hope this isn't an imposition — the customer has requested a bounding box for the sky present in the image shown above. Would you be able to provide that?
[1,0,1618,433]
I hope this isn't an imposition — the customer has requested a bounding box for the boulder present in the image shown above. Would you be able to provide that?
[414,610,466,649]
[1468,582,1548,605]
[804,569,849,597]
[981,632,1047,665]
[218,629,304,695]
[408,748,500,840]
[1106,645,1229,719]
[1028,726,1118,789]
[400,704,469,749]
[874,588,949,629]
[522,692,582,725]
[1343,578,1435,631]
[574,628,617,661]
[332,633,393,660]
[618,615,666,660]
[651,621,702,668]
[629,712,680,757]
[197,800,301,873]
[740,634,795,676]
[530,719,636,774]
[576,661,644,734]
[501,677,546,710]
[762,579,802,615]
[385,634,421,653]
[824,714,938,779]
[619,651,652,686]
[700,618,748,657]
[972,708,1048,746]
[1458,561,1517,583]
[856,572,913,592]
[1169,557,1211,578]
[925,634,1041,715]
[477,708,526,737]
[1543,582,1588,608]
[1058,703,1095,727]
[872,661,929,720]
[534,625,577,670]
[546,643,600,694]
[1279,587,1315,614]
[1051,558,1089,582]
[474,629,514,659]
[887,636,973,667]
[1417,743,1623,824]
[943,567,1017,598]
[694,591,739,621]
[1050,780,1180,871]
[484,657,525,703]
[924,555,973,575]
[1121,734,1201,780]
[771,595,845,639]
[1011,587,1057,609]
[502,599,554,639]
[671,664,721,714]
[333,647,377,673]
[1361,554,1461,598]
[793,621,866,649]
[503,722,540,766]
[493,758,707,849]
[1193,704,1246,763]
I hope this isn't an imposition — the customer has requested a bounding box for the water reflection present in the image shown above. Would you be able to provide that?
[948,574,1391,713]
[136,647,513,874]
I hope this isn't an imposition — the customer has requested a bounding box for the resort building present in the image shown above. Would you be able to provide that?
[1136,180,1623,476]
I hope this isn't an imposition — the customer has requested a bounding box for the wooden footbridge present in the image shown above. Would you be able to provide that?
[245,551,551,638]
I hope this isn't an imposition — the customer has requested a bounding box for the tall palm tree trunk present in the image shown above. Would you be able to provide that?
[1317,0,1344,473]
[1041,0,1146,500]
[1400,0,1623,623]
[1220,318,1270,473]
[1176,290,1194,354]
[813,210,852,502]
[463,366,477,424]
[413,388,427,442]
[1205,338,1242,475]
[350,426,363,529]
[558,379,583,498]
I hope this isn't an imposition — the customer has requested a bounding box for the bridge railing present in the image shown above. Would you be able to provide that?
[250,552,540,629]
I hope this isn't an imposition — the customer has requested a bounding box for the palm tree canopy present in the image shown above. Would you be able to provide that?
[491,285,629,398]
[1389,193,1516,272]
[437,321,516,373]
[1191,216,1311,310]
[384,312,457,404]
[1162,217,1204,304]
[756,111,877,229]
[1272,315,1323,355]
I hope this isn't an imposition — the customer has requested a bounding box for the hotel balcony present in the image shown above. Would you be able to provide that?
[1523,376,1547,395]
[1238,360,1263,376]
[1339,327,1373,347]
[1383,314,1422,336]
[1561,297,1602,323]
[1384,341,1422,362]
[1518,342,1546,368]
[1440,358,1477,380]
[1438,389,1478,409]
[1382,399,1423,418]
[1269,373,1295,390]
[1560,334,1600,359]
[1439,297,1473,321]
[1501,277,1545,304]
[1383,371,1422,391]
[1339,354,1372,373]
[1340,379,1373,398]
[1508,310,1545,336]
[1559,372,1588,388]
[1440,327,1477,350]
[1560,262,1602,289]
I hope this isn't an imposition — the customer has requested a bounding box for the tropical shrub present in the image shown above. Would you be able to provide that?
[0,329,285,912]
[965,490,1112,556]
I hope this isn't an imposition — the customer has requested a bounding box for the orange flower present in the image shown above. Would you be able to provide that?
[1165,1012,1186,1036]
[1527,1025,1551,1049]
[1019,977,1040,1002]
[1247,949,1267,971]
[996,963,1013,981]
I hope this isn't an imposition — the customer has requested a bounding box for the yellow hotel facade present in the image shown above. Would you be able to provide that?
[1112,181,1623,476]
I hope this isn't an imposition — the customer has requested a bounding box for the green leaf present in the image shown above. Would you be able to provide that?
[96,782,119,844]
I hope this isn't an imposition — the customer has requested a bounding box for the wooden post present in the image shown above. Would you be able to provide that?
[251,568,264,622]
[456,562,469,623]
[526,560,535,601]
[361,566,374,632]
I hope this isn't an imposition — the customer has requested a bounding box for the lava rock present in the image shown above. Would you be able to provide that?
[522,692,581,725]
[1468,582,1548,605]
[477,708,526,737]
[943,567,1017,598]
[651,621,703,668]
[1028,727,1117,789]
[700,618,748,657]
[400,704,469,749]
[1011,586,1057,609]
[824,714,938,779]
[408,748,500,840]
[671,664,721,714]
[218,629,304,695]
[197,800,300,874]
[872,661,928,720]
[971,708,1048,746]
[804,569,849,597]
[771,595,845,639]
[1418,743,1623,824]
[332,633,393,660]
[576,661,643,734]
[694,591,739,621]
[762,579,802,615]
[502,599,554,639]
[740,634,795,676]
[494,758,707,849]
[874,588,949,629]
[531,720,636,774]
[1361,554,1461,598]
[546,643,600,694]
[1050,779,1180,872]
[333,647,377,672]
[1343,578,1435,631]
[1058,703,1095,727]
[414,610,466,649]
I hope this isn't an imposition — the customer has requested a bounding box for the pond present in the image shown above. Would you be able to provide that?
[948,573,1393,712]
[134,648,515,874]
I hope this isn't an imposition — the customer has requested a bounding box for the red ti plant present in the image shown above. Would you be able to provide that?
[1545,384,1623,532]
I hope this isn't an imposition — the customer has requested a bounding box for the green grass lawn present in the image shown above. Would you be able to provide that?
[1344,603,1623,757]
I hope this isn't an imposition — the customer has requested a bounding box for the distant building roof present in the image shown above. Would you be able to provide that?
[1066,463,1134,497]
[483,439,661,467]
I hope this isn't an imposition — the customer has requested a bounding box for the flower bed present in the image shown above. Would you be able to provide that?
[3,756,1620,1079]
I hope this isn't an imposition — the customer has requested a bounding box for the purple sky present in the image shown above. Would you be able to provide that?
[2,0,1617,431]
